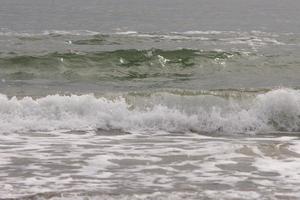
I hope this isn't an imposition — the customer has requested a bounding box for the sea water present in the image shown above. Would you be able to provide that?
[1,0,300,199]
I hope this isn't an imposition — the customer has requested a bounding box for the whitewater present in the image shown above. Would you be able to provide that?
[1,88,300,199]
[1,88,300,135]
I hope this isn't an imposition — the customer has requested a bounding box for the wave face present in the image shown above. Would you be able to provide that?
[1,88,300,134]
[0,49,240,81]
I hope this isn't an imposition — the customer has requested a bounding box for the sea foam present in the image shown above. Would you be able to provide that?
[0,88,300,134]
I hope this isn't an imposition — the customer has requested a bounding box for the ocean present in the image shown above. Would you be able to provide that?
[1,0,300,199]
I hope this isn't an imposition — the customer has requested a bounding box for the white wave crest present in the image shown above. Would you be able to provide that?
[0,89,300,134]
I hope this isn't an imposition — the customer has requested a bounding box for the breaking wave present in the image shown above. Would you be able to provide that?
[1,88,300,134]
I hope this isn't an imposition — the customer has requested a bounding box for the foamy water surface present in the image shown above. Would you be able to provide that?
[0,89,300,199]
[1,131,300,199]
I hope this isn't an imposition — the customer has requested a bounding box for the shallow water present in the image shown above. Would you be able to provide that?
[1,131,300,199]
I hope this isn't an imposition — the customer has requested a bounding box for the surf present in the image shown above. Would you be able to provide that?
[0,88,299,135]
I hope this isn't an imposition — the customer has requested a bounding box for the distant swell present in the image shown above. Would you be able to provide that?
[1,88,300,134]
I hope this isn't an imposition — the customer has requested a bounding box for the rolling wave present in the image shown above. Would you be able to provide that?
[0,88,300,134]
[0,49,241,81]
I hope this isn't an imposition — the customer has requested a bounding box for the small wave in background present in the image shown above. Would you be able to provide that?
[0,30,300,94]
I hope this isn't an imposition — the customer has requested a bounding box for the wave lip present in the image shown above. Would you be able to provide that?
[0,88,300,135]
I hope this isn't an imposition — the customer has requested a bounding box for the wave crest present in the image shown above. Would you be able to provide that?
[0,89,300,134]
